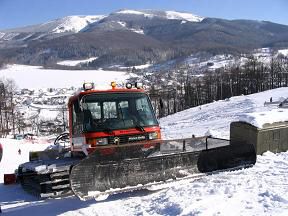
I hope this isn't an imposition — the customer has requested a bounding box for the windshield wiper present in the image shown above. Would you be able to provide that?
[102,127,113,134]
[135,124,145,132]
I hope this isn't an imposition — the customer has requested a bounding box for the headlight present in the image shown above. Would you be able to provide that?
[96,138,108,145]
[135,82,143,89]
[148,132,158,140]
[83,82,94,91]
[126,83,133,89]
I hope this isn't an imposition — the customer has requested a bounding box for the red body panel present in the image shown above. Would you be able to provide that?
[84,126,161,138]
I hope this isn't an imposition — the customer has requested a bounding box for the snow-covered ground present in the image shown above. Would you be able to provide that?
[1,87,288,215]
[57,57,98,66]
[160,87,288,139]
[180,48,276,72]
[118,63,152,70]
[278,49,288,56]
[0,64,132,89]
[0,138,52,183]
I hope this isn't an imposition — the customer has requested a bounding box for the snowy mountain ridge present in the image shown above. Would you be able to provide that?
[2,9,288,70]
[0,15,105,47]
[0,9,203,42]
[0,9,203,50]
[47,15,106,33]
[0,9,202,34]
[115,9,204,22]
[1,15,106,34]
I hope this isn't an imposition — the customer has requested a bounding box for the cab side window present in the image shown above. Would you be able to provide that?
[72,101,83,135]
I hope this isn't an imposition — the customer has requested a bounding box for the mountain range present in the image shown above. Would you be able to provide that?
[1,9,288,69]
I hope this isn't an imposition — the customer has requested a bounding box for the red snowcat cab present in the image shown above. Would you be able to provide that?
[17,82,256,201]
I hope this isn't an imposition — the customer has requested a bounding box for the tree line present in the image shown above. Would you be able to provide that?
[148,55,288,118]
[0,78,25,137]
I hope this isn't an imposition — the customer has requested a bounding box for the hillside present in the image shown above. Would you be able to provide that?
[1,9,288,68]
[0,88,288,215]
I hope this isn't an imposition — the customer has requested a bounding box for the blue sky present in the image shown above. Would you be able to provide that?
[0,0,288,30]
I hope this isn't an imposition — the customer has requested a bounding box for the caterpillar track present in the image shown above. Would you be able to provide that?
[70,138,256,200]
[18,157,80,199]
[17,137,256,200]
[74,163,253,201]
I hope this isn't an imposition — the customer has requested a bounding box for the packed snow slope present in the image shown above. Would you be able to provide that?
[160,87,288,139]
[1,88,288,215]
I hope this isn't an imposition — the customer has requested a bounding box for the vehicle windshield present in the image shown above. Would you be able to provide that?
[78,92,158,132]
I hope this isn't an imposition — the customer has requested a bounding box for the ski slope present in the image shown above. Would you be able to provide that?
[160,87,288,139]
[1,88,288,215]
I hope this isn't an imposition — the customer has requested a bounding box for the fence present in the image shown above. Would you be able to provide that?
[160,137,230,154]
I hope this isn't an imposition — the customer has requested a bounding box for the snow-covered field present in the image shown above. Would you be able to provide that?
[1,87,288,215]
[278,49,288,56]
[0,64,132,89]
[57,57,98,67]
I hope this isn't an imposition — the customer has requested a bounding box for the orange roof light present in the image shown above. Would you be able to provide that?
[111,81,117,89]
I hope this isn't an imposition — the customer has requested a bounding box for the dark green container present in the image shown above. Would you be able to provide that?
[230,121,288,155]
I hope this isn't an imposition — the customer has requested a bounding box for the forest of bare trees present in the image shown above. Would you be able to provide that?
[149,55,288,118]
[0,79,69,137]
[0,78,25,137]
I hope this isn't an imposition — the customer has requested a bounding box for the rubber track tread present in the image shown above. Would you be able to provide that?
[70,151,201,200]
[19,169,73,199]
